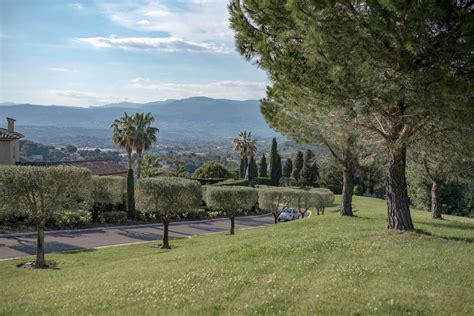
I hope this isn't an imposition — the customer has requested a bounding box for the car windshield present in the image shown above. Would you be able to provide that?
[283,209,292,213]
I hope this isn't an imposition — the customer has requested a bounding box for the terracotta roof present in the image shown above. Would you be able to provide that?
[0,128,24,140]
[17,160,128,176]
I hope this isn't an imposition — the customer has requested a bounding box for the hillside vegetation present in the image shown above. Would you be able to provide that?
[1,196,473,315]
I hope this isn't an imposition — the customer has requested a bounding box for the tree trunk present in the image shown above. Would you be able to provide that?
[340,165,354,216]
[162,220,170,249]
[35,221,46,268]
[386,146,414,231]
[431,179,443,219]
[274,214,278,224]
[230,216,235,235]
[127,147,132,170]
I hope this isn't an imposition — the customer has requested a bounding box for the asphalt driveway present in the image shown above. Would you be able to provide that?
[0,214,274,260]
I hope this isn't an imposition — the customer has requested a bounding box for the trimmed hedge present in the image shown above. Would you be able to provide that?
[213,179,249,187]
[193,178,229,185]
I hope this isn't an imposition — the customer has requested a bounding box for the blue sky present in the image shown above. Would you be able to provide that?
[0,0,268,107]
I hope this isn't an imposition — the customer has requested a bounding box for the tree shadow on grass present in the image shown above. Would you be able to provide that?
[418,219,474,231]
[415,229,474,243]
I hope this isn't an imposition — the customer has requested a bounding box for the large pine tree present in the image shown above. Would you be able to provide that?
[229,1,473,230]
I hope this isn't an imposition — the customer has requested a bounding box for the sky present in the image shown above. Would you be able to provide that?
[0,0,268,107]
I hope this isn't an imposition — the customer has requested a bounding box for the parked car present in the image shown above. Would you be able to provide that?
[277,208,301,222]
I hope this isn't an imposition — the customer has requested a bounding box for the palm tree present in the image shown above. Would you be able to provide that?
[132,112,159,179]
[111,113,136,219]
[141,154,162,178]
[111,113,135,170]
[232,131,257,179]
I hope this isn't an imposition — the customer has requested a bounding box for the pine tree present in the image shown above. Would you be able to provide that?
[292,151,303,184]
[300,150,318,187]
[269,138,280,185]
[258,153,268,177]
[282,158,293,178]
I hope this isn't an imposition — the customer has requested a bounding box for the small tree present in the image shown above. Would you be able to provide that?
[192,161,232,179]
[206,187,258,235]
[292,151,304,184]
[258,187,293,224]
[282,158,293,178]
[0,166,92,268]
[136,177,201,249]
[269,138,282,185]
[287,190,320,219]
[259,154,268,177]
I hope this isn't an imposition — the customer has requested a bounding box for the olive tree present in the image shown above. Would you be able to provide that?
[136,177,201,249]
[91,176,125,221]
[286,190,321,219]
[312,189,335,216]
[258,187,293,224]
[206,186,258,235]
[0,166,92,268]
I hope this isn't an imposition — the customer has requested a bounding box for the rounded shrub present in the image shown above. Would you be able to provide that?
[206,186,258,235]
[49,209,92,229]
[353,184,364,196]
[192,161,232,179]
[102,211,128,224]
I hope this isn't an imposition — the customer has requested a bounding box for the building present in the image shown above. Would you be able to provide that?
[17,160,128,177]
[0,117,24,165]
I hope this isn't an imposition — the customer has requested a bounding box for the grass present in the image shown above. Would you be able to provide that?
[1,196,473,315]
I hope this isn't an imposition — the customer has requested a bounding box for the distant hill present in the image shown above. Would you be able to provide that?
[0,97,281,146]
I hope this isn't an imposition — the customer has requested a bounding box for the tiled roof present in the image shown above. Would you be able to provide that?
[17,160,128,176]
[0,128,24,140]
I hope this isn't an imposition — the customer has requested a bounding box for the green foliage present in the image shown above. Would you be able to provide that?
[136,177,202,220]
[282,158,293,178]
[269,138,281,185]
[102,211,128,224]
[256,177,273,186]
[258,187,294,222]
[292,151,303,183]
[91,176,125,205]
[353,185,364,196]
[206,186,258,217]
[0,166,93,224]
[213,179,249,187]
[48,210,91,229]
[126,169,136,220]
[192,161,232,179]
[300,150,319,187]
[248,156,258,181]
[258,154,268,177]
[279,177,297,187]
[233,131,257,178]
[140,154,162,178]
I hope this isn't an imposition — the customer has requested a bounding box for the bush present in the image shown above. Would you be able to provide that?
[49,209,92,229]
[102,211,128,224]
[256,177,273,186]
[91,176,125,205]
[192,162,232,179]
[193,178,229,185]
[213,179,249,187]
[353,184,364,196]
[206,186,258,235]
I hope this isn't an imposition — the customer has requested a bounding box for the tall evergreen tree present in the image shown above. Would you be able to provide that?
[275,155,283,185]
[248,155,258,182]
[258,153,268,177]
[269,138,280,185]
[300,149,318,187]
[282,158,293,178]
[292,151,304,184]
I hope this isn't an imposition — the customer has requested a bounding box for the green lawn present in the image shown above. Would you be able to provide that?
[1,196,473,315]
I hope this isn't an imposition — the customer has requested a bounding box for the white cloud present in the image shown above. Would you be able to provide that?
[77,35,227,52]
[49,67,76,73]
[70,3,84,10]
[98,1,233,50]
[49,90,128,105]
[129,78,268,100]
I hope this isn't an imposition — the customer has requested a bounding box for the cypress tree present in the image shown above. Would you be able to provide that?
[269,138,279,185]
[248,155,258,181]
[282,158,293,178]
[300,150,318,187]
[275,155,282,185]
[292,151,303,184]
[258,153,268,177]
[126,169,136,219]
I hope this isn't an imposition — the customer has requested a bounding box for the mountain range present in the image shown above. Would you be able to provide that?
[0,97,281,147]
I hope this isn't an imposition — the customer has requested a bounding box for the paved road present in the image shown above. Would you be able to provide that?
[0,214,273,260]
